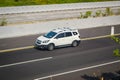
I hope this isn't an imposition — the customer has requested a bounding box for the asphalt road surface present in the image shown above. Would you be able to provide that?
[0,35,120,80]
[0,25,120,50]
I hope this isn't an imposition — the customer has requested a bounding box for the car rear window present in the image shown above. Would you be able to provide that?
[73,32,78,35]
[65,32,72,37]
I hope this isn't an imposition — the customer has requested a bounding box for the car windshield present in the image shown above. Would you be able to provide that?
[44,31,57,38]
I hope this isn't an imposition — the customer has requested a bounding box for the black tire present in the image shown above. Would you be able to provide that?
[72,41,78,47]
[47,43,54,51]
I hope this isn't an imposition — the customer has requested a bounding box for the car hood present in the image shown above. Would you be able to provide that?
[37,36,50,41]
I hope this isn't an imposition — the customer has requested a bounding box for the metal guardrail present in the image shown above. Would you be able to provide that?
[0,1,120,14]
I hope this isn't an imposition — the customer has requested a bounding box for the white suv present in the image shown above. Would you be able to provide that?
[35,28,81,50]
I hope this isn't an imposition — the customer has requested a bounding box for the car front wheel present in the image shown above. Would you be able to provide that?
[47,43,54,51]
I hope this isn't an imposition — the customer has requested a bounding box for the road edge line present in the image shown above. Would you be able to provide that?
[81,33,120,41]
[0,46,34,53]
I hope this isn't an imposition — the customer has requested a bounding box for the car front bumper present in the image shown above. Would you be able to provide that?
[35,43,48,49]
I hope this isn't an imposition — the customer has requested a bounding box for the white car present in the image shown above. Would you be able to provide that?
[35,28,81,50]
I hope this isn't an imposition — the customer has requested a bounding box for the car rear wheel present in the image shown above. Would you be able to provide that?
[72,41,78,47]
[47,44,54,51]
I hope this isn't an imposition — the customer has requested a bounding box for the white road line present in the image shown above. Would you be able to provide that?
[34,60,120,80]
[0,57,52,68]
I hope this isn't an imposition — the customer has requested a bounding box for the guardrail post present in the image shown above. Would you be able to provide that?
[111,26,114,35]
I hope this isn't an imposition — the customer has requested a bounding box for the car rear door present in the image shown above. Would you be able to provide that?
[53,33,66,46]
[64,32,73,45]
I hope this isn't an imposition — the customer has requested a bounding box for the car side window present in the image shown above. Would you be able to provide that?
[73,32,78,35]
[65,32,72,37]
[55,33,64,39]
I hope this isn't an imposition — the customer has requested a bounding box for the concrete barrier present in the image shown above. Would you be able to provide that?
[0,16,120,39]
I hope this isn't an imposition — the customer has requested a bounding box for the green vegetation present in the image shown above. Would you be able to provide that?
[111,36,120,57]
[0,0,116,7]
[0,18,7,26]
[95,10,102,17]
[80,11,92,18]
[111,36,120,44]
[113,48,120,57]
[79,7,114,19]
[105,7,113,16]
[84,11,92,18]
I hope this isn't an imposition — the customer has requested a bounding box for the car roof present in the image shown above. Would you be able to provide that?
[52,27,77,33]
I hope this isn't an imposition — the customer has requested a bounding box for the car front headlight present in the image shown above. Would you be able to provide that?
[42,40,50,43]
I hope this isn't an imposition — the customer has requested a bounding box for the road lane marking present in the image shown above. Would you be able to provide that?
[34,60,120,80]
[0,33,120,53]
[81,33,120,41]
[0,46,34,53]
[0,57,52,68]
